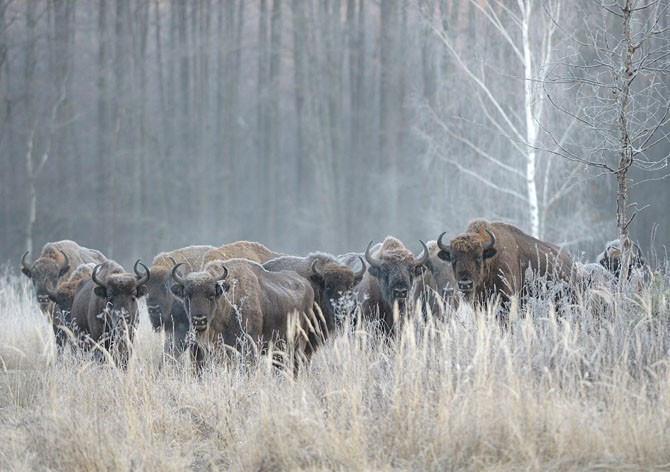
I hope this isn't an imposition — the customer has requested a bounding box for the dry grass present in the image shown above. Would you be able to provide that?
[1,267,669,471]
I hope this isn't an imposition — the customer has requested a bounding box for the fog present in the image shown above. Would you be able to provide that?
[1,0,668,270]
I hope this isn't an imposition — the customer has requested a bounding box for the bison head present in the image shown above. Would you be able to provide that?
[170,261,228,333]
[311,255,365,317]
[597,238,645,280]
[92,259,150,333]
[144,265,175,331]
[365,238,429,310]
[21,250,70,311]
[437,229,497,297]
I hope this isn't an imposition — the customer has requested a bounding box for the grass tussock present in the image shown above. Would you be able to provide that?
[1,267,669,471]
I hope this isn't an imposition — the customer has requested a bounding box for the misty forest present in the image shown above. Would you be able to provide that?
[1,1,670,471]
[0,0,668,266]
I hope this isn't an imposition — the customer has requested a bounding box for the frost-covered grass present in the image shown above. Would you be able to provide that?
[1,265,669,471]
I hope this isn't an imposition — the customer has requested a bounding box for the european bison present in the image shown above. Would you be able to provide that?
[437,219,575,310]
[412,240,459,316]
[358,237,429,335]
[263,252,365,342]
[596,238,648,285]
[202,240,283,266]
[146,245,216,357]
[45,262,97,348]
[170,258,316,374]
[71,259,150,368]
[21,240,106,314]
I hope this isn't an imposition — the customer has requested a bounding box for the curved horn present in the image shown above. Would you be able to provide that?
[353,255,366,279]
[415,240,429,265]
[59,250,69,273]
[215,264,228,282]
[171,262,187,286]
[92,264,106,289]
[21,251,32,272]
[437,231,450,252]
[311,258,323,277]
[168,256,178,266]
[364,241,381,269]
[483,229,496,249]
[133,259,150,285]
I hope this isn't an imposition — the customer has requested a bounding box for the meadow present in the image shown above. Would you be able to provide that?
[1,265,669,471]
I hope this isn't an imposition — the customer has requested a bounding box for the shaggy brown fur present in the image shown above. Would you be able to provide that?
[358,236,429,336]
[439,219,575,308]
[202,241,283,266]
[171,258,316,373]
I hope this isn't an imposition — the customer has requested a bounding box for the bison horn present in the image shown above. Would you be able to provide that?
[92,264,106,289]
[168,256,178,266]
[171,262,187,286]
[59,250,70,273]
[364,241,382,269]
[483,229,496,249]
[133,259,151,285]
[354,255,366,279]
[216,265,228,282]
[437,231,450,252]
[311,259,323,277]
[416,240,429,266]
[21,251,32,272]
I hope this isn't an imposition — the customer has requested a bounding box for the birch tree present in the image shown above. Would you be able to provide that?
[419,0,570,239]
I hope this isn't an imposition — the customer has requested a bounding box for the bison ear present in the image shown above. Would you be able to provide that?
[367,266,380,278]
[309,273,325,286]
[414,265,427,276]
[216,281,230,296]
[93,286,107,299]
[437,250,451,262]
[483,247,497,260]
[136,285,148,298]
[170,284,185,299]
[22,268,32,277]
[59,264,70,277]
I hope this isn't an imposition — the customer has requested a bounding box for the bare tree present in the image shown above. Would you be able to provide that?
[418,0,580,239]
[545,0,670,277]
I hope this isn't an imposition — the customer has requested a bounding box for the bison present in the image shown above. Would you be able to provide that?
[21,240,106,315]
[263,252,365,341]
[45,262,97,348]
[412,240,459,317]
[71,259,150,368]
[202,240,284,266]
[170,258,316,374]
[146,245,216,357]
[596,238,648,285]
[358,237,429,335]
[436,219,575,312]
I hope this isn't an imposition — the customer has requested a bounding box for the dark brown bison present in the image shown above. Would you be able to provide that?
[170,259,316,373]
[45,262,97,348]
[412,240,459,316]
[21,240,106,314]
[146,245,216,357]
[202,240,284,266]
[596,238,647,284]
[263,252,365,341]
[358,237,429,335]
[437,219,575,309]
[71,259,150,368]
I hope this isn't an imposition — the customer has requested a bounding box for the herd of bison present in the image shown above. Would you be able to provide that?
[18,218,646,372]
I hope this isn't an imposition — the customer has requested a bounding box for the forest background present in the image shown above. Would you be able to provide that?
[0,0,667,269]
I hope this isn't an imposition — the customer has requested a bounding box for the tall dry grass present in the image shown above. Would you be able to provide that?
[1,265,669,471]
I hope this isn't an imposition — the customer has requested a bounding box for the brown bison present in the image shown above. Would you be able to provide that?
[412,240,459,316]
[146,245,216,357]
[263,252,366,340]
[45,262,97,348]
[202,240,283,266]
[170,259,316,373]
[21,240,106,314]
[437,219,575,309]
[358,237,429,335]
[596,238,647,284]
[71,259,150,368]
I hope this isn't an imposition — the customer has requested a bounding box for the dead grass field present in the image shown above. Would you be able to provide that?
[1,266,669,471]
